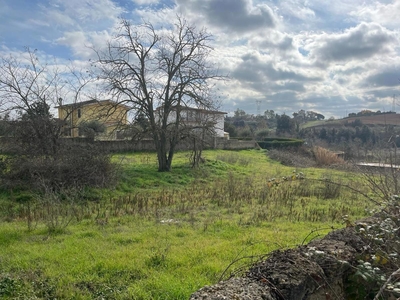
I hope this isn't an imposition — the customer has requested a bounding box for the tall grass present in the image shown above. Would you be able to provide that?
[5,172,366,228]
[313,146,344,166]
[0,150,375,299]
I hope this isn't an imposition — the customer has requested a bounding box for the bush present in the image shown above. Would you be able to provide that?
[255,129,269,140]
[238,128,253,138]
[78,120,106,140]
[257,137,304,149]
[0,145,115,192]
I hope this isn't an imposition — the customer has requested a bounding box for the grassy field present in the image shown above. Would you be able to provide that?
[0,150,376,299]
[301,113,400,129]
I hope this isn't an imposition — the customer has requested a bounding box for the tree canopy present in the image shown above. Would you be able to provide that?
[93,17,222,171]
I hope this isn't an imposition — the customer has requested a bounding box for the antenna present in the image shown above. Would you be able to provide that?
[256,100,261,115]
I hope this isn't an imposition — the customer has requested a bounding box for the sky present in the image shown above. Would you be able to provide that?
[1,0,400,118]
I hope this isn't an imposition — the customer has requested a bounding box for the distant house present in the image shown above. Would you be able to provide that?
[155,106,227,138]
[56,100,129,140]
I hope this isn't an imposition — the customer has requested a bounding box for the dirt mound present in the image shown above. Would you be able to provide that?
[190,225,377,300]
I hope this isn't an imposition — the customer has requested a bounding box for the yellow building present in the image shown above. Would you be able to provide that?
[56,100,129,140]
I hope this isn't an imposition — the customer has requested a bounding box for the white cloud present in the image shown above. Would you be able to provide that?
[56,30,112,59]
[56,32,88,57]
[176,0,278,34]
[2,0,400,117]
[280,1,316,21]
[306,22,396,67]
[353,1,400,29]
[45,0,124,25]
[132,0,159,4]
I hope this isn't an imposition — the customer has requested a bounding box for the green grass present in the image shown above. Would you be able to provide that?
[112,150,260,191]
[0,149,377,299]
[300,120,329,129]
[0,219,338,299]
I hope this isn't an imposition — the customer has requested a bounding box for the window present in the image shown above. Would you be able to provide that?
[77,109,81,118]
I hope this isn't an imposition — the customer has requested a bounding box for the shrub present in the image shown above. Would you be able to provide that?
[0,144,115,192]
[78,120,106,140]
[255,129,269,140]
[239,128,253,138]
[257,137,304,149]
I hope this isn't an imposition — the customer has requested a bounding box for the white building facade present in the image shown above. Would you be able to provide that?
[157,106,227,138]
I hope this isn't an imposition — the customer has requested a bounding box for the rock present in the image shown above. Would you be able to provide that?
[190,278,275,300]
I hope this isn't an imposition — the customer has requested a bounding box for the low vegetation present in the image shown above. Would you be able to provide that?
[0,149,377,299]
[313,146,344,166]
[0,146,115,192]
[257,137,304,149]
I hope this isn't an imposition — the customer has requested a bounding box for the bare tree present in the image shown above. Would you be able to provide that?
[92,17,222,171]
[0,49,115,191]
[185,110,222,168]
[0,48,91,156]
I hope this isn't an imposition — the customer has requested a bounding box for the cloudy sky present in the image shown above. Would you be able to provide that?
[1,0,400,118]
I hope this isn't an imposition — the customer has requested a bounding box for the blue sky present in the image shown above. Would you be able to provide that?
[1,0,400,118]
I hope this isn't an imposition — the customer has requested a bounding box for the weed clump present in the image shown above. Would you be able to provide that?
[0,271,57,299]
[313,146,344,166]
[268,146,345,168]
[215,152,251,166]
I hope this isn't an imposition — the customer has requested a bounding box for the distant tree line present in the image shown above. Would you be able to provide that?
[299,121,378,146]
[224,108,325,139]
[299,110,400,147]
[224,108,400,161]
[225,108,398,144]
[347,110,395,118]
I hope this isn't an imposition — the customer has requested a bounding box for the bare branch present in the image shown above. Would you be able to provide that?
[92,16,226,171]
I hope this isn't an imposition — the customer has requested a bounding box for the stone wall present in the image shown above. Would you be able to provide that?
[0,136,258,154]
[56,138,258,152]
[89,138,258,152]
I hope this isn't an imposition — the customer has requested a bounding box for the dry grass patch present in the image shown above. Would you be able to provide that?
[313,146,344,166]
[267,146,316,168]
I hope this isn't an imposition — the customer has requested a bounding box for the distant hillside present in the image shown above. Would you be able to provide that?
[302,113,400,129]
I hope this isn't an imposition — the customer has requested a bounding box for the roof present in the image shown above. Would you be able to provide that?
[155,105,227,115]
[55,100,130,110]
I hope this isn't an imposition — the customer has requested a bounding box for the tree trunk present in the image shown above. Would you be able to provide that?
[156,132,171,172]
[157,151,170,172]
[166,142,175,171]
